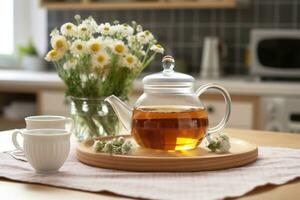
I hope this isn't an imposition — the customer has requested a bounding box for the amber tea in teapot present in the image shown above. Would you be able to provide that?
[132,106,209,150]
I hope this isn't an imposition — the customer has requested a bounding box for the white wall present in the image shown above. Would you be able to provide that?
[29,0,48,55]
[14,0,47,56]
[14,0,29,52]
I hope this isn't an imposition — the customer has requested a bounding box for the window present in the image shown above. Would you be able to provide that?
[0,0,14,55]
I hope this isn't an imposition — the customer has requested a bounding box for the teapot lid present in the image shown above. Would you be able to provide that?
[143,55,194,93]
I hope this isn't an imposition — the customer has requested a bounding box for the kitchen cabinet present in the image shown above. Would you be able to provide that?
[41,0,239,10]
[38,90,69,116]
[205,100,254,129]
[0,70,299,131]
[0,92,36,130]
[201,94,260,130]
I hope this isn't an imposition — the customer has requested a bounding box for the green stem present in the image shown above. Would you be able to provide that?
[142,45,151,65]
[71,98,120,140]
[143,52,156,69]
[73,100,99,138]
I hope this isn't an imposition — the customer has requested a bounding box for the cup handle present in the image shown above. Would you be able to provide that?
[196,83,231,140]
[66,117,74,132]
[12,130,24,151]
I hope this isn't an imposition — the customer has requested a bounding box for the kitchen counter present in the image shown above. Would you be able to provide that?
[0,70,64,92]
[0,128,300,199]
[0,69,299,96]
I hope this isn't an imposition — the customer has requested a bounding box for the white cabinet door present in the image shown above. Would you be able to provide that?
[203,100,254,129]
[38,91,70,116]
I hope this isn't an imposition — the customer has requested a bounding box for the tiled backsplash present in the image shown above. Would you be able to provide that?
[48,0,300,75]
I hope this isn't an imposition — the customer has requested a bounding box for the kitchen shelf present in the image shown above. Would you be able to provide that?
[41,0,237,10]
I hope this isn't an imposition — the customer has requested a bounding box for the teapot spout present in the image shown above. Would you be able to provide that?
[104,95,133,132]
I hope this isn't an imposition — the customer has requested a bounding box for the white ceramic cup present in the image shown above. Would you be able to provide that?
[12,129,71,173]
[25,115,73,130]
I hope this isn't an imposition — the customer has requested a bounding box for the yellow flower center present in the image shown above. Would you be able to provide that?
[77,44,83,50]
[50,50,58,58]
[126,56,134,64]
[90,43,101,52]
[97,55,105,63]
[66,24,72,30]
[81,27,87,32]
[56,40,64,49]
[104,27,110,31]
[156,44,162,48]
[115,44,124,54]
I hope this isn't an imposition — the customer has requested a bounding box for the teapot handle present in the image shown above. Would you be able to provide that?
[196,83,231,139]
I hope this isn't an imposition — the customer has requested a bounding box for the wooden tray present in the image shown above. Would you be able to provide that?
[76,135,258,172]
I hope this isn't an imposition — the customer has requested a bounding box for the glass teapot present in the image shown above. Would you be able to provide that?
[105,55,231,151]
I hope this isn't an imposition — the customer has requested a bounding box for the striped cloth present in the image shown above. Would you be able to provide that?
[1,147,300,200]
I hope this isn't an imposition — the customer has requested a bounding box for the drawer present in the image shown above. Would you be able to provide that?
[203,100,254,129]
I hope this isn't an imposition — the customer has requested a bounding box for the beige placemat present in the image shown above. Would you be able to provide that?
[1,147,300,200]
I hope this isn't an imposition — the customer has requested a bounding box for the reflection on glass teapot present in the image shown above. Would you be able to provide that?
[105,55,231,151]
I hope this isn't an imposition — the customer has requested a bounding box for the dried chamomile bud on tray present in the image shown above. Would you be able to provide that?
[93,137,133,155]
[206,132,231,153]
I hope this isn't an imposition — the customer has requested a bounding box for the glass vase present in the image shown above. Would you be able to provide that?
[70,97,120,141]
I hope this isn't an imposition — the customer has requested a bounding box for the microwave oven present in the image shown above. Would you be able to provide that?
[250,29,300,79]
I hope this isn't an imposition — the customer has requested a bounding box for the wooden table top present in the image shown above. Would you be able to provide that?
[1,128,300,200]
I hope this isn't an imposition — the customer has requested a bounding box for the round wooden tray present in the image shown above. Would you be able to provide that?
[76,135,258,172]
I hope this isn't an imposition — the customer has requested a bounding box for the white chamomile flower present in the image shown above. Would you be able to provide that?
[102,37,114,46]
[82,17,98,34]
[137,30,154,44]
[51,35,68,52]
[111,24,120,34]
[136,24,143,32]
[74,14,81,22]
[112,40,127,55]
[45,49,64,62]
[128,35,135,42]
[122,54,138,68]
[63,59,77,70]
[119,24,134,37]
[92,52,110,68]
[99,23,115,36]
[60,22,77,37]
[136,32,147,44]
[70,39,86,55]
[144,30,154,40]
[78,23,90,37]
[78,17,98,37]
[127,36,136,47]
[50,28,59,37]
[87,38,104,54]
[89,73,98,80]
[80,74,88,87]
[150,44,164,54]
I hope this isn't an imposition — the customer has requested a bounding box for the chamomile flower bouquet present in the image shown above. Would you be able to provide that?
[45,15,164,140]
